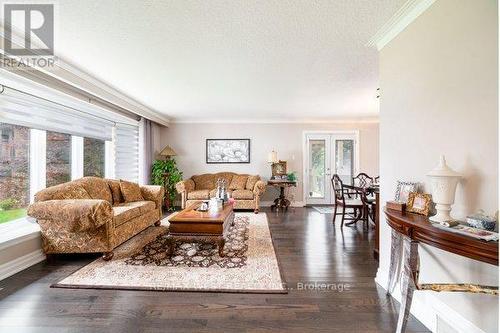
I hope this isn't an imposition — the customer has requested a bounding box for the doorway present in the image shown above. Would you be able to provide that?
[303,131,359,205]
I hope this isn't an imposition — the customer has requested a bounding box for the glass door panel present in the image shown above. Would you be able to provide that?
[308,139,326,198]
[305,135,331,205]
[304,132,357,205]
[334,139,354,185]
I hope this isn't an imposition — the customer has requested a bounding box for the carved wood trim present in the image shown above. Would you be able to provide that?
[385,208,498,266]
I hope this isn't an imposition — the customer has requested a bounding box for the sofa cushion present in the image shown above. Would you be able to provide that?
[35,182,91,202]
[246,175,260,190]
[75,177,113,203]
[113,201,155,227]
[107,179,124,204]
[231,189,254,200]
[187,189,210,200]
[215,172,235,187]
[52,185,91,200]
[229,175,248,190]
[192,174,216,190]
[120,179,144,202]
[209,189,233,198]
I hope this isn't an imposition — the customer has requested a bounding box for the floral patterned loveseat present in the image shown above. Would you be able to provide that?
[27,177,163,260]
[175,172,266,213]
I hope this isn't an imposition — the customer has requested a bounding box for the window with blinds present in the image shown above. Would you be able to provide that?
[0,86,114,141]
[0,82,142,227]
[114,123,139,183]
[0,84,141,186]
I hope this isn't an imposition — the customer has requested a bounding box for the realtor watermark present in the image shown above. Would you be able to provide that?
[2,3,56,69]
[138,281,351,293]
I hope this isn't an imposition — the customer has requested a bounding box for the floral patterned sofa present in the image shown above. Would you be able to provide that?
[175,172,266,213]
[27,177,164,260]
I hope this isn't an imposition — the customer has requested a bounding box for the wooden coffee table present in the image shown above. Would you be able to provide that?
[166,201,235,257]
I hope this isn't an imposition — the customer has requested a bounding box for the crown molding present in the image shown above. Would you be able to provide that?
[170,116,380,124]
[0,24,170,127]
[366,0,436,50]
[41,59,170,127]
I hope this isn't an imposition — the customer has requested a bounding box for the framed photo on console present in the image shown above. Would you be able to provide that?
[406,192,432,216]
[394,180,418,203]
[206,139,250,164]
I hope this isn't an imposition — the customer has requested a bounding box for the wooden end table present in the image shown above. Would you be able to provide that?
[166,201,235,257]
[268,180,297,212]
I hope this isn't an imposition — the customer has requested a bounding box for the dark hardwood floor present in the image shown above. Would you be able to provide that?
[0,207,429,333]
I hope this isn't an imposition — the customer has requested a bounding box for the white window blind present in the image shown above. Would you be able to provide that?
[0,86,113,141]
[114,123,139,183]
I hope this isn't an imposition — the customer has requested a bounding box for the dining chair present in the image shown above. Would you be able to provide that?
[331,174,364,228]
[352,172,374,189]
[352,173,376,221]
[359,188,376,227]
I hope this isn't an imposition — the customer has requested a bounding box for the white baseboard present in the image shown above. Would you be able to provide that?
[0,249,46,281]
[375,268,486,333]
[260,201,305,208]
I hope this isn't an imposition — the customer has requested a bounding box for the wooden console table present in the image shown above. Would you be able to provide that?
[385,208,498,333]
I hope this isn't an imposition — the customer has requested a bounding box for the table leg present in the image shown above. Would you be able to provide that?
[218,237,226,257]
[165,235,175,257]
[387,229,403,295]
[396,237,419,333]
[272,186,291,212]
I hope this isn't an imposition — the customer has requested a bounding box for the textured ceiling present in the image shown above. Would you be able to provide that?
[53,0,405,122]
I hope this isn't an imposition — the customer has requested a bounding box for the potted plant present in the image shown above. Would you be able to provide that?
[151,158,183,211]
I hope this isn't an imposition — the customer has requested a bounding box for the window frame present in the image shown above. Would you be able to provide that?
[1,126,113,231]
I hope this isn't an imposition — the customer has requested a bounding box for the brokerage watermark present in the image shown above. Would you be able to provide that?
[2,3,56,69]
[294,282,351,292]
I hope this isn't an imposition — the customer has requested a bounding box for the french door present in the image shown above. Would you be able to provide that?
[304,132,358,205]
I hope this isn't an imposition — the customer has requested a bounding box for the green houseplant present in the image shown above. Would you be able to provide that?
[151,159,183,211]
[287,171,297,182]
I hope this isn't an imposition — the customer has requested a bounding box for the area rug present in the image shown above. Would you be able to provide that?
[52,213,287,293]
[312,206,336,214]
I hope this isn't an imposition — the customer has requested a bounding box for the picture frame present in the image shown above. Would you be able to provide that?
[394,180,419,203]
[406,192,432,216]
[206,139,250,164]
[271,160,287,177]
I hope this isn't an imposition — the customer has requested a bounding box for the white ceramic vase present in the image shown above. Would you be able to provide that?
[427,155,461,223]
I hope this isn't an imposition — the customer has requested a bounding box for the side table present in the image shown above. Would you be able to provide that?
[267,180,297,212]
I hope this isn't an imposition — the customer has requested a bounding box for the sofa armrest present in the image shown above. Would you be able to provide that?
[175,179,195,193]
[141,185,164,209]
[253,180,267,196]
[27,199,113,232]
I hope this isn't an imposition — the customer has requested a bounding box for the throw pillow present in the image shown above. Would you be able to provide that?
[229,175,248,190]
[108,180,124,204]
[120,179,144,202]
[245,175,260,190]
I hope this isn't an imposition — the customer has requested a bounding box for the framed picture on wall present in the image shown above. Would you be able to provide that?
[206,139,251,164]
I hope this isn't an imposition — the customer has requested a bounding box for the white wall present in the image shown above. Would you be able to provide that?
[378,0,498,332]
[160,122,379,203]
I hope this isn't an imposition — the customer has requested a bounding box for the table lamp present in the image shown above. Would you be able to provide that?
[160,145,177,159]
[268,150,278,164]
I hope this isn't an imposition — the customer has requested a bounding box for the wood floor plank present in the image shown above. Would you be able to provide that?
[0,207,429,332]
